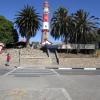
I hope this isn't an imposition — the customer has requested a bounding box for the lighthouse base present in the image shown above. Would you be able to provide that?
[41,40,51,46]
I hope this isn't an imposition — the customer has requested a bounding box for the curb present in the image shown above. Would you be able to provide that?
[48,67,100,70]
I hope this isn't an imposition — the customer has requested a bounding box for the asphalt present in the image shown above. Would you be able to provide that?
[0,67,100,100]
[0,68,12,75]
[55,69,100,75]
[1,67,100,76]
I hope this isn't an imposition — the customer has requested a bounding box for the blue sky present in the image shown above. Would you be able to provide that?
[0,0,100,43]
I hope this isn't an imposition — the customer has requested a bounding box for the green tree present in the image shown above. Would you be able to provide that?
[69,9,99,44]
[0,16,17,44]
[15,5,41,44]
[50,7,69,40]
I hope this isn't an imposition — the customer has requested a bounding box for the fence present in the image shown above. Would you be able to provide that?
[58,44,96,50]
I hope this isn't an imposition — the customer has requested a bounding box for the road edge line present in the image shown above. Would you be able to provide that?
[2,68,17,77]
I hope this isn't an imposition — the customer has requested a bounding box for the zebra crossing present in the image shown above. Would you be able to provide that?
[3,67,100,77]
[6,68,58,77]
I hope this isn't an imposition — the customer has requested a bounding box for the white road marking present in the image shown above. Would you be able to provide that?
[3,68,58,76]
[17,67,24,69]
[3,68,18,77]
[84,68,96,70]
[51,69,60,76]
[62,88,72,100]
[59,68,72,70]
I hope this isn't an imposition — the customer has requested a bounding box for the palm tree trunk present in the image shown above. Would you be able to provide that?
[26,35,30,48]
[75,32,78,54]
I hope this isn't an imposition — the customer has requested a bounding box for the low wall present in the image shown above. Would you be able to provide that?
[0,49,19,67]
[0,49,52,67]
[59,58,100,68]
[1,49,100,68]
[20,58,52,66]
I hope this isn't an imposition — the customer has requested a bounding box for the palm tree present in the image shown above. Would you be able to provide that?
[50,7,69,41]
[97,29,100,40]
[15,5,41,44]
[97,29,100,48]
[69,9,99,44]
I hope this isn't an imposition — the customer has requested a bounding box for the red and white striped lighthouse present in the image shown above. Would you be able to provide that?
[41,0,51,45]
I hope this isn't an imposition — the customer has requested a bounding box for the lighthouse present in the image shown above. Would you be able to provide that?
[41,0,51,45]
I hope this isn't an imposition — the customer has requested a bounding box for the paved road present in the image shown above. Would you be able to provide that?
[2,67,100,76]
[0,68,12,75]
[0,67,100,100]
[55,69,100,75]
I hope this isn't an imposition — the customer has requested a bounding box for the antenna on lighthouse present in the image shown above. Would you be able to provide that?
[41,0,51,46]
